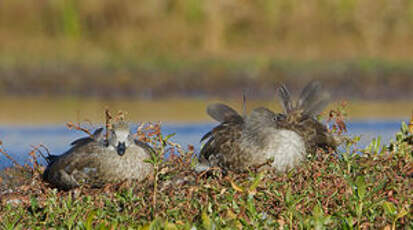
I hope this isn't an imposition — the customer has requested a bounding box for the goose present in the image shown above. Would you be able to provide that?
[43,121,154,190]
[199,81,337,172]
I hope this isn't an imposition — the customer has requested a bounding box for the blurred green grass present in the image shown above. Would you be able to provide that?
[2,0,413,58]
[1,0,413,99]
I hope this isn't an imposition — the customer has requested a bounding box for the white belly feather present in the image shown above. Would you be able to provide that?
[264,129,306,171]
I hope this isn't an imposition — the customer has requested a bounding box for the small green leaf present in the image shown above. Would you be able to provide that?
[30,196,38,211]
[395,208,408,220]
[148,218,162,230]
[164,133,176,141]
[230,181,244,193]
[382,201,396,216]
[247,196,257,216]
[248,172,264,194]
[201,210,213,230]
[401,122,408,134]
[312,204,323,217]
[355,176,366,200]
[164,221,178,230]
[85,210,96,230]
[375,136,381,153]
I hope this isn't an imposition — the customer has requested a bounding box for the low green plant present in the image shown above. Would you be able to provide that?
[0,113,411,229]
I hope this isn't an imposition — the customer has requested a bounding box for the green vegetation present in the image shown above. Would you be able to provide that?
[1,0,413,98]
[2,0,413,58]
[0,109,411,228]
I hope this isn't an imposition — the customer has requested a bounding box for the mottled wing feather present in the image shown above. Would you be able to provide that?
[43,143,100,189]
[200,120,245,170]
[203,103,245,167]
[55,145,100,173]
[199,134,216,161]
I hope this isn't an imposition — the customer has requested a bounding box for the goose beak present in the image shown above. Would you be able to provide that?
[117,142,126,156]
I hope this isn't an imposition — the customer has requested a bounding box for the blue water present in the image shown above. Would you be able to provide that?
[0,120,407,169]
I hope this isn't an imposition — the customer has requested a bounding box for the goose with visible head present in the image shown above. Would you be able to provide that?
[199,81,337,172]
[43,121,154,190]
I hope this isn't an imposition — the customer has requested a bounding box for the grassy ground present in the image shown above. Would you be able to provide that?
[0,97,411,125]
[0,108,411,229]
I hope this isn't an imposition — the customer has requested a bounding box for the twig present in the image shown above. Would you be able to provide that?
[32,144,51,163]
[166,141,185,156]
[242,89,247,117]
[116,111,125,122]
[83,119,95,129]
[39,144,51,157]
[105,108,113,142]
[0,146,20,167]
[250,158,274,172]
[29,145,48,173]
[66,121,93,137]
[196,167,221,181]
[136,122,146,134]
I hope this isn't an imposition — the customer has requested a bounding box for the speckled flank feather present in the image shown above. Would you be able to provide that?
[43,126,153,190]
[200,120,246,170]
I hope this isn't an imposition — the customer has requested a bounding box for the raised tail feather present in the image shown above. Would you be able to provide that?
[277,81,330,116]
[207,103,243,123]
[298,81,330,116]
[277,84,293,113]
[277,81,338,150]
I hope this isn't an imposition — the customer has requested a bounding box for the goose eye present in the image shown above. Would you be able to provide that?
[274,114,286,121]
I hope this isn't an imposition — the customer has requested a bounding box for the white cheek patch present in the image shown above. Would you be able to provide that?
[116,130,130,143]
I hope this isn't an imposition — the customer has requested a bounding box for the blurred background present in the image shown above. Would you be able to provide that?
[0,0,412,166]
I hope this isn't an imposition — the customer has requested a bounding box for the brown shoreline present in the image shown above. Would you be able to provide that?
[0,97,411,125]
